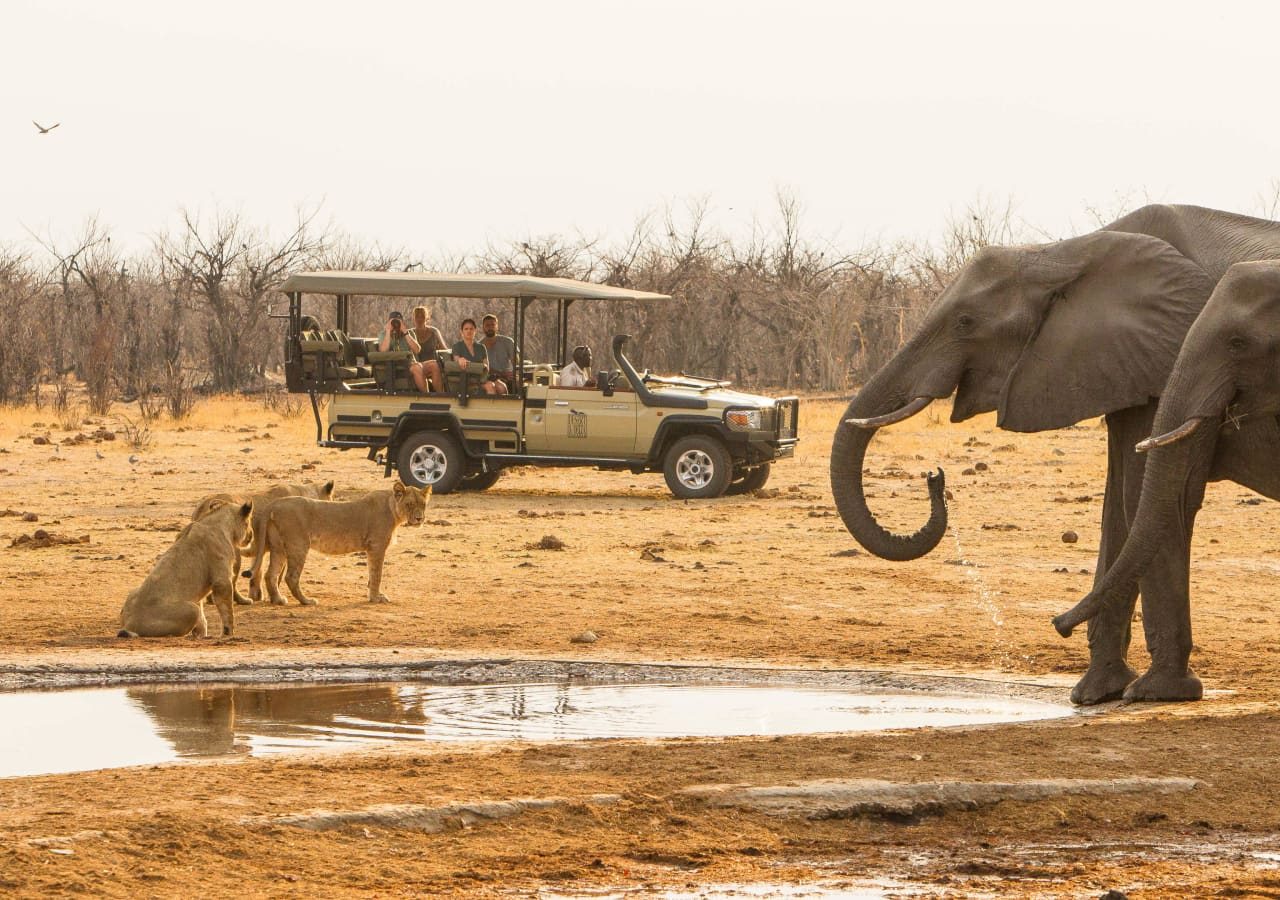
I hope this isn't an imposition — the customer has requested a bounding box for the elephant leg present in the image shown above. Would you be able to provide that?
[1070,410,1144,705]
[1125,481,1205,702]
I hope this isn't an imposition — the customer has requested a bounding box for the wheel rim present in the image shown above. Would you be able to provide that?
[675,449,715,490]
[408,444,449,484]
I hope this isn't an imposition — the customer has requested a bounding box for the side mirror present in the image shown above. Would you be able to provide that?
[598,370,613,396]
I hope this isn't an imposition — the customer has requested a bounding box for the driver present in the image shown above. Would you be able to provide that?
[559,345,595,388]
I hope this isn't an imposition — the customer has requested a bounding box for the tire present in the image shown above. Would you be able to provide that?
[459,469,503,491]
[725,462,771,496]
[396,430,466,494]
[663,434,732,499]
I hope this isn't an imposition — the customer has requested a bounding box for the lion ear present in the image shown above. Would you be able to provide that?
[424,485,433,498]
[323,479,335,497]
[239,501,253,518]
[393,481,406,496]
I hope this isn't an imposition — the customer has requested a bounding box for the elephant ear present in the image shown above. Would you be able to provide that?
[998,232,1214,432]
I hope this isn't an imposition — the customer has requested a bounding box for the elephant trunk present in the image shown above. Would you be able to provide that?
[1051,435,1199,636]
[830,395,948,562]
[1052,368,1232,637]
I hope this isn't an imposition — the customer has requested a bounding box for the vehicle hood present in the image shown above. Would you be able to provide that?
[646,383,779,409]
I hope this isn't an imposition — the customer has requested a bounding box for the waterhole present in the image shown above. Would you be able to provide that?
[0,680,1071,778]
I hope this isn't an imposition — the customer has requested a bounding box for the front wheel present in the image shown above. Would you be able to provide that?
[396,430,465,493]
[725,462,771,496]
[458,469,502,491]
[663,434,732,499]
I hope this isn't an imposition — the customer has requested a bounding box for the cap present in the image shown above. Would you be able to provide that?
[388,310,404,321]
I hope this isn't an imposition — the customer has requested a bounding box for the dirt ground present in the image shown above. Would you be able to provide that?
[3,394,1280,898]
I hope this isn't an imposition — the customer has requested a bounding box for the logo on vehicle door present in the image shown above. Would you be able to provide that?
[568,410,588,438]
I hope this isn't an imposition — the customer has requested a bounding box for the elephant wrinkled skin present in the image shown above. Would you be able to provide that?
[830,204,1280,704]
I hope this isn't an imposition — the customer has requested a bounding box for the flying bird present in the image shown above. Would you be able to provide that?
[33,120,60,134]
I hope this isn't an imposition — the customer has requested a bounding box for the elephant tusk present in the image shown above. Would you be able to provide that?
[1135,417,1204,453]
[846,396,933,429]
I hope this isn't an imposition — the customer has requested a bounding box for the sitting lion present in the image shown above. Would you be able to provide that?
[256,481,428,606]
[119,501,254,638]
[191,480,336,605]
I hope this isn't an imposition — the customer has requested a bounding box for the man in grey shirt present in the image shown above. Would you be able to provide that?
[481,313,519,395]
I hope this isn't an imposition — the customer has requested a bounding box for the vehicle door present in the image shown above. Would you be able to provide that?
[542,384,639,457]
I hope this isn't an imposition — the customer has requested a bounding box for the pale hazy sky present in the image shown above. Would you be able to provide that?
[6,0,1279,255]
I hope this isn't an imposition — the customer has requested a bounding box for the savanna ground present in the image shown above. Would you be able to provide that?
[3,394,1280,898]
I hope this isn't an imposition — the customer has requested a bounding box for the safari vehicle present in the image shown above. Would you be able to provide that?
[277,272,799,498]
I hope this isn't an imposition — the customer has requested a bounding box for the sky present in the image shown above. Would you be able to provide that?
[5,0,1280,257]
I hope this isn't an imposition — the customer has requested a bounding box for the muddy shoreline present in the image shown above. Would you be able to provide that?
[0,655,1077,703]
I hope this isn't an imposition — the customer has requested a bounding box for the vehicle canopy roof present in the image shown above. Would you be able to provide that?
[279,271,671,302]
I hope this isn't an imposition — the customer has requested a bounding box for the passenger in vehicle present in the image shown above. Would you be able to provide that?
[480,313,518,395]
[410,305,447,392]
[379,310,428,392]
[559,345,595,388]
[451,318,499,395]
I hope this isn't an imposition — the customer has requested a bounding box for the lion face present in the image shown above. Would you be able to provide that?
[392,482,430,526]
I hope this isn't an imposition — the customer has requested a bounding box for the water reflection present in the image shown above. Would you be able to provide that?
[0,681,1072,779]
[126,683,427,757]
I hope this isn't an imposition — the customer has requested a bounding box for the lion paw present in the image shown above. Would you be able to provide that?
[370,594,392,604]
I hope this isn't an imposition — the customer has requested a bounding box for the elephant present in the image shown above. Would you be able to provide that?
[830,204,1280,704]
[1054,260,1280,693]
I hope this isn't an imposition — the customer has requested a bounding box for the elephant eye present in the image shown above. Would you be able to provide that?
[956,314,976,332]
[1229,336,1248,352]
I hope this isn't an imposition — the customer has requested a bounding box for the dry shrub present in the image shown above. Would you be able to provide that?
[84,323,118,415]
[136,388,164,423]
[260,388,305,418]
[56,400,86,432]
[115,412,154,451]
[163,364,198,420]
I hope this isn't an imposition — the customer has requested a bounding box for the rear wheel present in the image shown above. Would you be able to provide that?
[725,462,771,495]
[663,434,732,499]
[396,430,465,494]
[458,469,503,491]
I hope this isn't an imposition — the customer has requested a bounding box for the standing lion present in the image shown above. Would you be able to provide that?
[119,501,254,638]
[258,481,428,606]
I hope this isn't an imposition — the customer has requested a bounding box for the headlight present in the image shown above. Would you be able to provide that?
[725,409,763,431]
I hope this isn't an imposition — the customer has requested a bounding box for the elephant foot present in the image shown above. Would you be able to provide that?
[1122,667,1203,703]
[1070,660,1139,706]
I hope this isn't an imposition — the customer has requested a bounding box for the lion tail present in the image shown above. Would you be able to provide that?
[243,508,273,580]
[117,629,137,639]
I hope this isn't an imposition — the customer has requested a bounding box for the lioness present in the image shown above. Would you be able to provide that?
[258,481,428,606]
[192,480,336,605]
[119,501,253,638]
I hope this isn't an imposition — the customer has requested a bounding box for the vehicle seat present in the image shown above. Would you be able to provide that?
[326,330,373,379]
[367,350,416,392]
[299,330,344,383]
[441,358,489,404]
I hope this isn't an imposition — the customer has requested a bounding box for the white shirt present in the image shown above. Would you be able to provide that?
[559,361,589,387]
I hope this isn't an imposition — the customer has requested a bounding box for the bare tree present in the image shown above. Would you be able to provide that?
[158,208,325,391]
